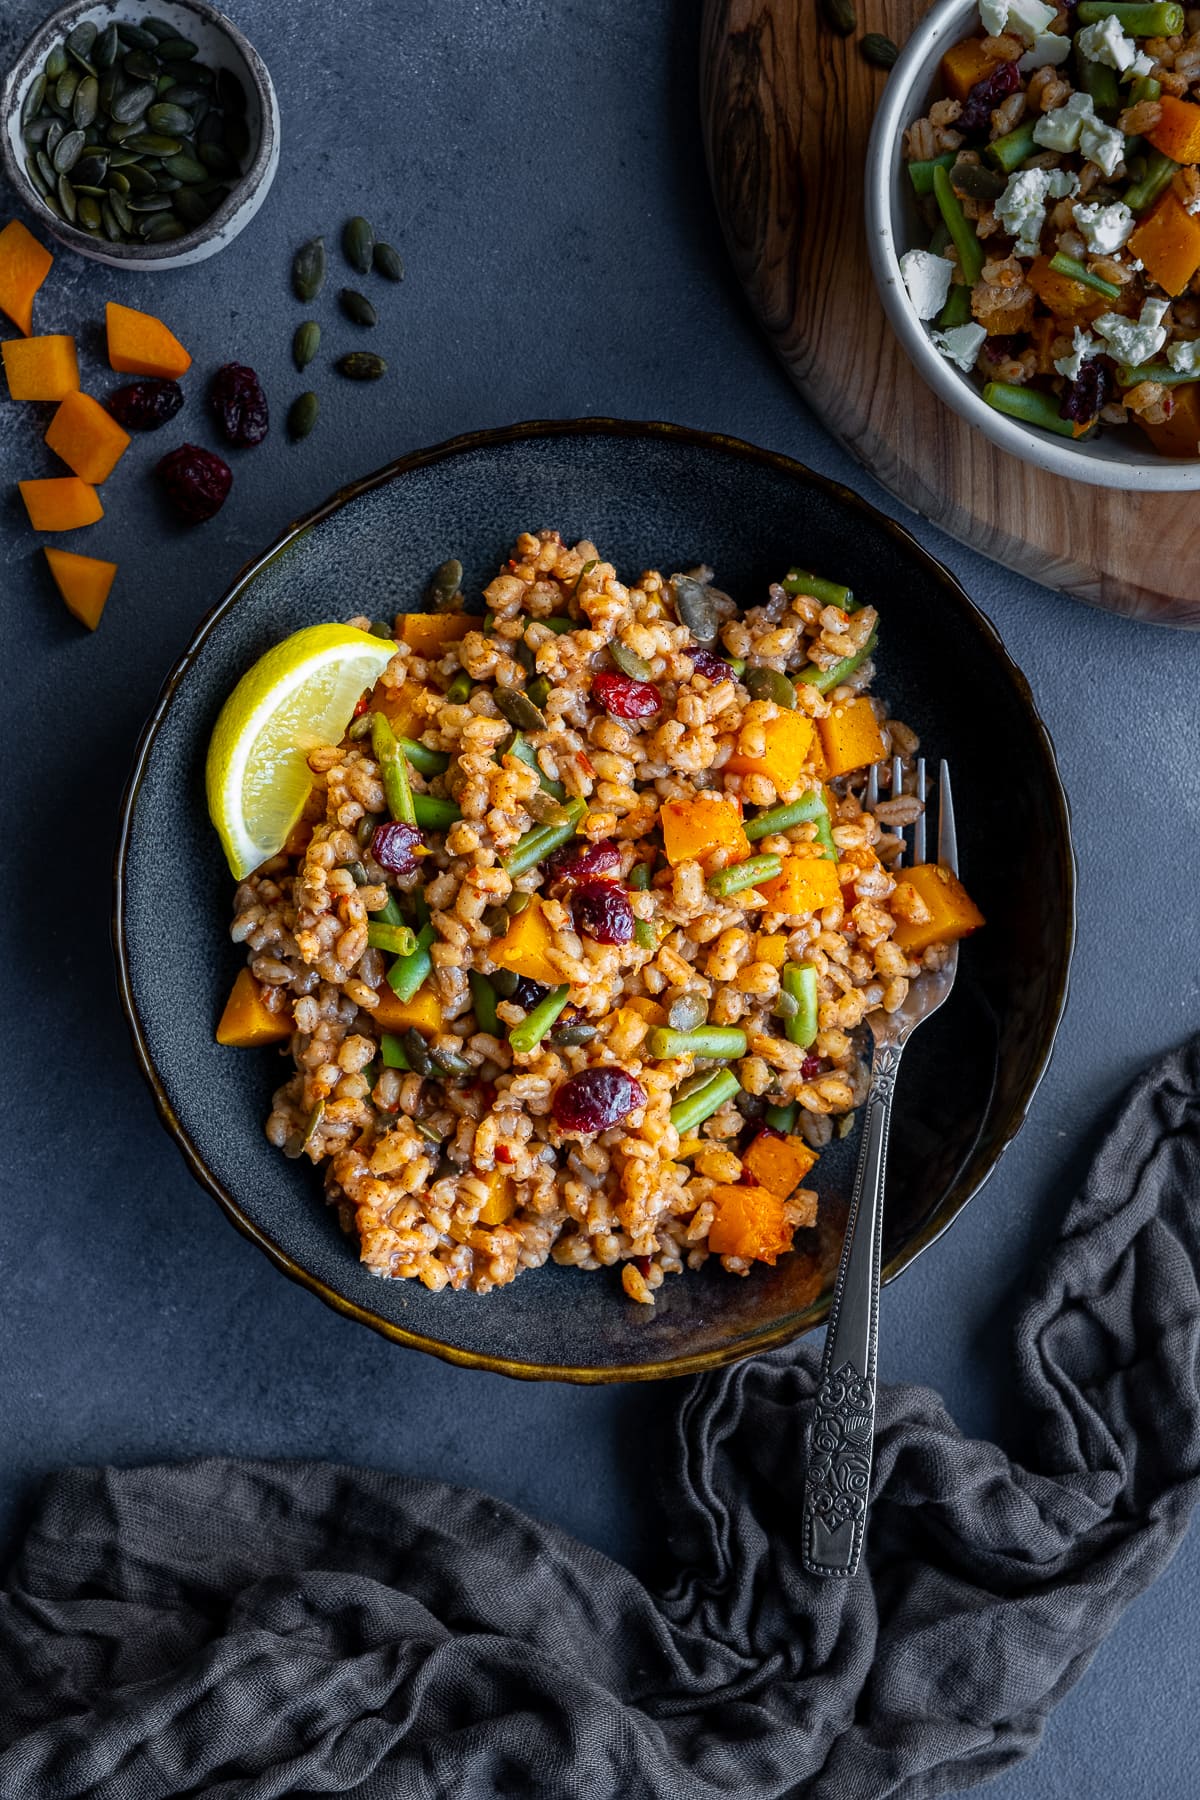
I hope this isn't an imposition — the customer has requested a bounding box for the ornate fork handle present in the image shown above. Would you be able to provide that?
[801,1037,903,1578]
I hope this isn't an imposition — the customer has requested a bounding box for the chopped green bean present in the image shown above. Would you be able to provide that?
[445,670,472,705]
[648,1026,747,1060]
[371,713,416,827]
[1077,56,1121,121]
[1131,73,1162,104]
[1077,0,1182,28]
[783,568,857,611]
[706,854,783,898]
[468,969,500,1036]
[1049,252,1121,299]
[794,627,878,696]
[907,151,956,195]
[669,1069,741,1135]
[983,380,1092,439]
[938,281,973,330]
[744,790,830,842]
[504,730,566,800]
[1117,360,1199,387]
[986,119,1038,174]
[634,919,656,950]
[366,921,418,956]
[412,794,461,830]
[380,1031,411,1070]
[542,615,577,633]
[933,163,984,285]
[386,919,436,1001]
[508,983,571,1054]
[368,889,406,925]
[765,1100,798,1133]
[781,963,819,1048]
[629,861,652,890]
[396,737,449,777]
[1125,150,1176,212]
[501,797,587,878]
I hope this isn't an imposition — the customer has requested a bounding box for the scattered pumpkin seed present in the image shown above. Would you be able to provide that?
[101,200,122,240]
[145,18,178,40]
[743,666,798,709]
[65,20,98,59]
[72,152,107,185]
[22,74,46,125]
[373,240,404,281]
[55,69,79,110]
[52,128,85,173]
[23,115,53,145]
[343,214,374,274]
[197,140,236,175]
[494,689,548,733]
[109,190,134,232]
[609,641,654,680]
[339,288,377,327]
[35,149,56,190]
[171,186,210,224]
[821,0,857,30]
[111,79,156,123]
[72,74,98,127]
[123,162,157,193]
[669,572,721,644]
[25,154,49,199]
[292,236,326,300]
[144,215,185,241]
[860,31,898,66]
[287,391,319,439]
[293,320,321,370]
[335,351,387,379]
[116,23,158,50]
[123,49,159,80]
[45,118,64,155]
[127,193,174,212]
[127,131,183,154]
[425,557,463,608]
[73,184,107,199]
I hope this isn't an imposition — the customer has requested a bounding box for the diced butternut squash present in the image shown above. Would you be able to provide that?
[45,390,131,484]
[707,1183,796,1264]
[216,968,292,1047]
[1027,253,1112,325]
[19,476,102,531]
[105,300,192,378]
[940,35,1003,104]
[399,612,471,656]
[492,897,562,986]
[817,696,886,776]
[973,297,1034,336]
[623,995,667,1026]
[368,679,429,738]
[44,548,116,629]
[1128,188,1200,297]
[0,220,53,336]
[756,933,788,968]
[477,1169,516,1225]
[1146,94,1200,164]
[759,853,842,917]
[726,711,816,789]
[660,793,749,868]
[744,1130,819,1198]
[891,863,985,953]
[2,334,78,401]
[1136,377,1200,456]
[372,981,442,1034]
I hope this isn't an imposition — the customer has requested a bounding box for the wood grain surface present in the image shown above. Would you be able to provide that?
[699,0,1200,627]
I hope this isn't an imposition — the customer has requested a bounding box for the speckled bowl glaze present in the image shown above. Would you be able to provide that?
[113,419,1076,1382]
[2,0,278,269]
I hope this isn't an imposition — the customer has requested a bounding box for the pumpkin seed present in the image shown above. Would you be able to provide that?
[425,558,463,608]
[46,119,64,156]
[41,190,65,220]
[494,689,548,733]
[127,132,183,154]
[669,572,721,644]
[127,193,174,212]
[860,31,899,66]
[667,991,709,1031]
[292,235,326,300]
[527,673,552,710]
[343,214,374,274]
[96,24,121,69]
[217,67,246,112]
[22,73,46,125]
[950,157,1005,200]
[108,169,131,195]
[293,320,321,370]
[74,184,108,198]
[401,1028,434,1077]
[55,69,79,109]
[144,215,185,241]
[373,240,404,281]
[287,391,319,439]
[172,186,211,225]
[145,17,178,40]
[743,666,797,709]
[112,80,155,123]
[148,102,193,135]
[52,128,85,173]
[821,0,856,31]
[77,193,102,230]
[107,147,141,166]
[339,288,377,327]
[336,351,386,379]
[123,50,160,80]
[197,140,236,175]
[102,200,123,240]
[162,151,206,182]
[36,149,56,190]
[106,118,139,143]
[162,84,205,109]
[116,23,158,50]
[123,163,157,193]
[65,20,97,55]
[196,110,224,145]
[72,152,108,186]
[154,176,182,192]
[26,154,51,198]
[609,641,654,680]
[44,47,68,81]
[72,74,98,126]
[157,37,198,59]
[109,190,134,232]
[24,116,53,145]
[548,1021,598,1048]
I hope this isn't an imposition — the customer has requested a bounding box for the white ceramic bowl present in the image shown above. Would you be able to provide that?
[1,0,279,270]
[864,0,1200,491]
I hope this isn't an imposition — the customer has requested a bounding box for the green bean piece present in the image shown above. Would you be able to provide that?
[629,861,652,890]
[984,381,1091,439]
[705,854,783,898]
[647,1026,747,1060]
[813,807,838,862]
[468,969,501,1036]
[794,627,879,696]
[396,736,449,777]
[371,713,416,827]
[729,657,747,676]
[366,921,418,956]
[542,615,577,633]
[634,919,656,950]
[1117,360,1200,387]
[765,1100,799,1133]
[504,730,566,800]
[1125,150,1176,212]
[387,920,437,1002]
[445,670,472,705]
[380,1031,411,1070]
[744,790,829,842]
[527,673,552,710]
[1048,252,1122,300]
[907,151,957,195]
[501,797,587,878]
[933,163,984,286]
[1077,56,1121,121]
[938,281,973,330]
[668,1069,741,1135]
[985,119,1038,174]
[508,983,571,1054]
[1131,73,1162,104]
[782,568,857,611]
[369,889,407,926]
[1077,0,1182,28]
[412,794,461,830]
[781,963,819,1049]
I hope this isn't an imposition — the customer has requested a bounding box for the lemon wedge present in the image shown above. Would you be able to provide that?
[205,624,396,880]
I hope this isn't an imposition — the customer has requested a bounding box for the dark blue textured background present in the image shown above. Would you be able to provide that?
[1,2,1196,1793]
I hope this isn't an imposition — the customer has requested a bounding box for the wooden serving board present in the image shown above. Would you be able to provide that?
[699,0,1200,627]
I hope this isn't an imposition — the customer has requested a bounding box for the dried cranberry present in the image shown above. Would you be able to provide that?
[106,378,184,431]
[982,336,1020,365]
[552,1066,646,1134]
[572,879,634,945]
[210,363,269,447]
[1059,359,1113,429]
[687,646,735,681]
[548,840,622,884]
[372,820,422,875]
[959,57,1020,134]
[800,1055,824,1081]
[592,671,662,720]
[157,443,233,524]
[513,977,550,1010]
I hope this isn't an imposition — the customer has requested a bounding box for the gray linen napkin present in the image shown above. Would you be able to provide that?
[1,1037,1197,1800]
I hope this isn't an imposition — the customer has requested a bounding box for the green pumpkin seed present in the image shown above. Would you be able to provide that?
[96,24,121,69]
[52,128,85,173]
[339,288,377,327]
[65,20,97,57]
[22,73,46,125]
[293,320,321,370]
[343,215,374,274]
[36,149,56,190]
[55,69,79,109]
[106,117,137,143]
[73,184,107,197]
[548,1021,598,1047]
[24,116,53,146]
[287,391,319,439]
[144,215,185,241]
[609,642,654,680]
[127,193,174,212]
[861,31,898,66]
[109,190,134,232]
[336,351,387,379]
[123,163,157,193]
[46,119,64,156]
[187,62,215,86]
[127,132,183,153]
[494,689,548,733]
[171,186,211,224]
[112,80,155,123]
[950,157,1005,200]
[197,140,236,175]
[154,176,181,192]
[161,151,206,182]
[373,240,404,282]
[292,236,326,300]
[72,152,108,186]
[77,193,102,230]
[162,84,205,108]
[425,557,463,608]
[145,17,178,39]
[123,50,160,80]
[117,22,158,50]
[148,102,193,135]
[26,154,51,199]
[108,168,131,194]
[84,124,103,145]
[743,666,797,709]
[669,572,722,644]
[102,200,123,240]
[45,46,68,80]
[157,37,198,59]
[821,0,856,29]
[156,72,176,93]
[72,74,99,126]
[107,147,141,166]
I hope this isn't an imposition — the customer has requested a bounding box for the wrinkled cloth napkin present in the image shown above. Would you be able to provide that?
[2,1039,1198,1800]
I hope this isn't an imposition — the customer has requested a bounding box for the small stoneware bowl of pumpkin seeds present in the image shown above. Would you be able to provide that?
[1,0,279,268]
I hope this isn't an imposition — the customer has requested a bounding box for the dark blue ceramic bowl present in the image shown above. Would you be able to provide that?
[113,420,1075,1381]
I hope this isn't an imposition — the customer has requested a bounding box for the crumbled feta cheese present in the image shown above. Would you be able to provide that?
[1094,298,1170,365]
[1054,326,1102,380]
[1167,338,1200,373]
[1018,31,1072,70]
[1076,15,1136,71]
[980,0,1009,33]
[1047,169,1079,199]
[1185,189,1200,217]
[1072,199,1135,254]
[1078,112,1126,177]
[900,249,955,320]
[996,167,1056,257]
[1125,50,1155,78]
[1006,0,1056,43]
[1033,90,1095,152]
[932,321,987,371]
[1130,257,1145,271]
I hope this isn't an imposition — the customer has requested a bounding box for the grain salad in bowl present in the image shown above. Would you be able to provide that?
[207,533,983,1306]
[897,0,1200,453]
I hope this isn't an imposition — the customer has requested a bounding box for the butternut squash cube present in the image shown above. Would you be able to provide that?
[1128,188,1200,297]
[1145,93,1200,164]
[44,547,116,629]
[19,476,102,531]
[817,696,886,776]
[2,334,78,401]
[0,219,53,336]
[891,864,985,953]
[216,968,292,1047]
[758,854,842,917]
[477,1169,516,1226]
[368,679,430,739]
[940,36,1003,104]
[743,1130,819,1198]
[660,793,749,868]
[707,1183,796,1264]
[726,710,816,789]
[45,390,131,484]
[1027,253,1112,325]
[623,995,668,1026]
[492,898,563,986]
[372,981,443,1034]
[756,933,788,968]
[1136,378,1200,456]
[399,612,472,656]
[105,300,192,378]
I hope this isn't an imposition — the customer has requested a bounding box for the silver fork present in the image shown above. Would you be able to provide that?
[801,757,961,1579]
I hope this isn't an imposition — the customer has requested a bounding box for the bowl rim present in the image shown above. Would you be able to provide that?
[1,0,277,267]
[863,0,1200,492]
[111,416,1077,1383]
